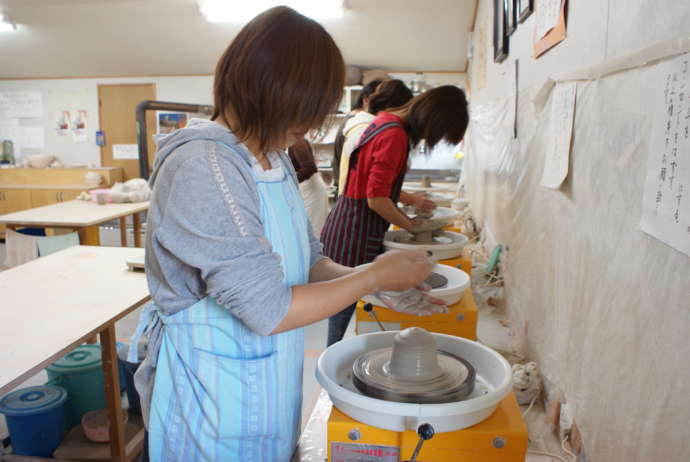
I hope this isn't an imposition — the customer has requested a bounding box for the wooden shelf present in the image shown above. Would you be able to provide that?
[53,413,145,462]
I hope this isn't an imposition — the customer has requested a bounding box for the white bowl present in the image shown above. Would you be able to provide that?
[358,263,470,306]
[27,154,56,168]
[316,330,512,432]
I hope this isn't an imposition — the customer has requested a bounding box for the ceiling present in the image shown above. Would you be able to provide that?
[0,0,476,79]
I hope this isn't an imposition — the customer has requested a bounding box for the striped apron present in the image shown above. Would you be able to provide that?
[320,121,407,267]
[143,149,310,462]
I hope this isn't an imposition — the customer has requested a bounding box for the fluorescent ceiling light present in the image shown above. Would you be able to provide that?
[0,14,16,32]
[199,0,345,23]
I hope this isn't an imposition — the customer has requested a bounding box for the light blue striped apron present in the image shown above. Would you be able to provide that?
[144,148,310,462]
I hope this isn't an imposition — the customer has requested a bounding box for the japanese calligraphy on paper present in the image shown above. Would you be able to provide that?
[540,81,577,189]
[641,52,690,257]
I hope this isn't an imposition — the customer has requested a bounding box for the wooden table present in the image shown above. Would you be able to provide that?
[0,200,149,247]
[0,246,150,462]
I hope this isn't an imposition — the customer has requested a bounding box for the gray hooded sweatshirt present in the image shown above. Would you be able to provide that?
[145,118,325,336]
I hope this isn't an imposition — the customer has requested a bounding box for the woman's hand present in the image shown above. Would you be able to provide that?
[409,192,437,212]
[365,250,432,292]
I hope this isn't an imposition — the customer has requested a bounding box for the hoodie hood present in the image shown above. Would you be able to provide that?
[149,118,253,187]
[343,111,375,135]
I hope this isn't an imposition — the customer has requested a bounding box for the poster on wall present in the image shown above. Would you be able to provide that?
[0,91,43,118]
[157,112,188,135]
[640,53,690,257]
[56,110,71,136]
[540,81,577,189]
[113,144,139,160]
[72,109,88,143]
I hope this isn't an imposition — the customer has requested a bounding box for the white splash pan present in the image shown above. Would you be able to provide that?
[316,330,512,432]
[403,182,457,193]
[428,192,455,207]
[384,230,469,261]
[359,263,470,306]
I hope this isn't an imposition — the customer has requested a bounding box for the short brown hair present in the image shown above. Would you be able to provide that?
[405,86,469,149]
[212,7,345,152]
[368,79,414,115]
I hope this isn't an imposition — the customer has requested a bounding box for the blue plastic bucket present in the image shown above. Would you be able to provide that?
[0,385,67,457]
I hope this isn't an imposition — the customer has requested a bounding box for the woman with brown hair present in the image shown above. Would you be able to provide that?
[131,7,433,461]
[321,85,470,345]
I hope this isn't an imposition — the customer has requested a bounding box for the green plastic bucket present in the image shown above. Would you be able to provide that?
[46,345,105,428]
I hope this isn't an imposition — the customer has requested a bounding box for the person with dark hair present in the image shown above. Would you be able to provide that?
[131,7,433,461]
[321,85,470,346]
[337,79,418,196]
[332,79,382,191]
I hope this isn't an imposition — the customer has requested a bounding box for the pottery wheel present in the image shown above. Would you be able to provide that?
[352,327,475,404]
[424,272,448,289]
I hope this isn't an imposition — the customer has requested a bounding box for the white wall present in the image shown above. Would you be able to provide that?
[466,1,690,461]
[0,72,466,169]
[0,75,213,167]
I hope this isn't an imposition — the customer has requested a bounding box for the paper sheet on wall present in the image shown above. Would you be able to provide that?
[535,0,561,40]
[112,144,139,160]
[640,53,690,257]
[0,119,21,153]
[476,20,488,91]
[540,81,577,189]
[0,91,43,118]
[20,127,45,149]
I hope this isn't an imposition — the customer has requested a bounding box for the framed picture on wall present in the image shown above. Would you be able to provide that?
[505,0,517,36]
[518,0,533,23]
[493,0,509,62]
[157,112,189,135]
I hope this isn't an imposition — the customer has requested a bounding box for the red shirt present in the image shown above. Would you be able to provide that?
[344,112,408,199]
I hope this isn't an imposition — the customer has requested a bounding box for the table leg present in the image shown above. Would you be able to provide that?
[101,324,127,462]
[78,226,101,246]
[119,217,128,247]
[133,213,142,247]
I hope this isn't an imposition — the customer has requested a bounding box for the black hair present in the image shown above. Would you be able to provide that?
[352,79,383,111]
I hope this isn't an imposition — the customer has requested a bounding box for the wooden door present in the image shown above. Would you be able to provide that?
[98,84,157,180]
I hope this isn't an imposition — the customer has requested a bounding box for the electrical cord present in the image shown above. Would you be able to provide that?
[526,449,571,462]
[561,436,577,460]
[522,395,537,418]
[526,437,576,462]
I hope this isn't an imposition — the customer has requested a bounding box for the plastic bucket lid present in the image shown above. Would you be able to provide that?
[46,344,102,374]
[0,385,67,417]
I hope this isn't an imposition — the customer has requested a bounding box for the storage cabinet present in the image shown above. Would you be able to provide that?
[30,189,82,208]
[0,189,32,234]
[0,167,124,236]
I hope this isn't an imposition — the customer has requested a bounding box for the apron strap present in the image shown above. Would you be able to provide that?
[344,121,403,193]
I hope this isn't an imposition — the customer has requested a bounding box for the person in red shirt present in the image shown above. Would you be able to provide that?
[321,85,470,345]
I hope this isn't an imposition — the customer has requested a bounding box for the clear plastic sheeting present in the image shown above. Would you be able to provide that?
[464,3,690,457]
[292,390,331,462]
